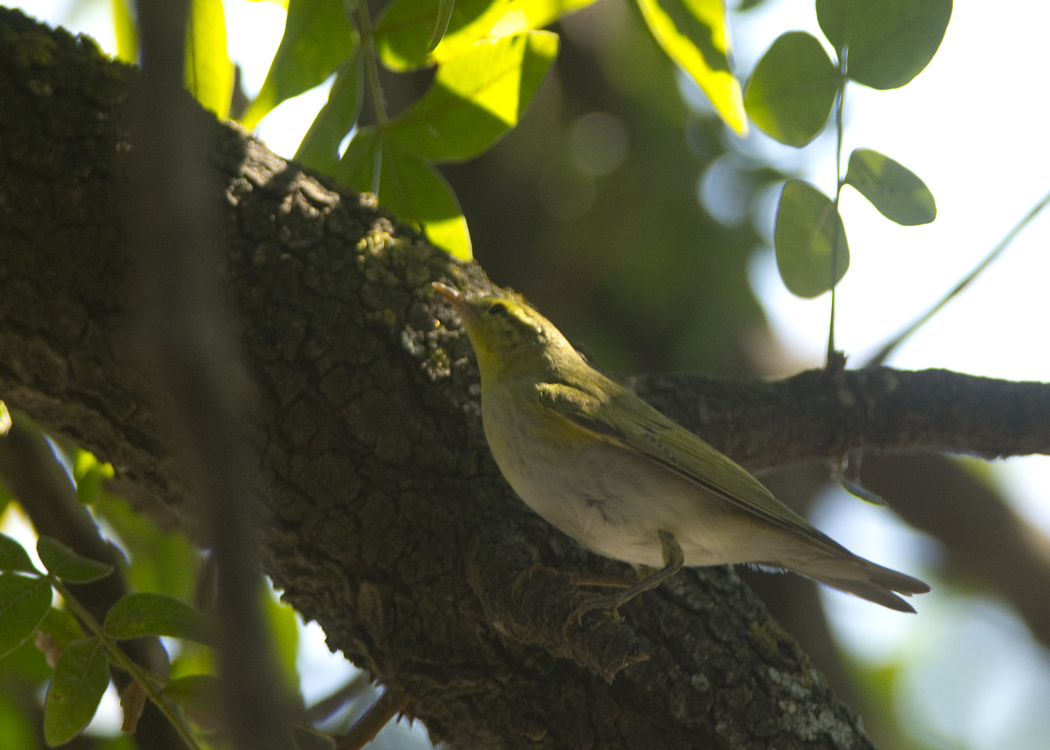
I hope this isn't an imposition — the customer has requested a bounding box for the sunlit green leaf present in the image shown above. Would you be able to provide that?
[104,593,215,645]
[437,0,590,60]
[295,54,365,174]
[388,31,559,161]
[72,449,114,507]
[37,537,113,585]
[428,0,457,52]
[265,588,301,693]
[241,0,358,129]
[185,0,235,117]
[377,0,591,71]
[774,180,849,298]
[816,0,951,90]
[335,131,471,258]
[0,572,52,658]
[844,148,936,225]
[636,0,746,135]
[744,31,839,147]
[377,0,498,70]
[0,482,11,519]
[43,637,109,747]
[380,144,472,259]
[0,533,36,573]
[112,0,138,63]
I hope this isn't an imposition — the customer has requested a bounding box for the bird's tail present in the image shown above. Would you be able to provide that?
[792,554,930,613]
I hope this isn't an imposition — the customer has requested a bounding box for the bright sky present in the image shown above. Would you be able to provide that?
[11,1,1050,748]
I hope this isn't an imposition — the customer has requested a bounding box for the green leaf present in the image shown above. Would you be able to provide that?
[264,589,301,693]
[636,0,746,135]
[104,593,214,645]
[839,476,888,506]
[37,537,113,585]
[72,449,114,507]
[844,148,936,225]
[388,31,559,161]
[43,637,110,747]
[0,533,37,574]
[428,0,457,52]
[185,0,235,117]
[0,572,52,658]
[39,607,86,650]
[377,0,592,71]
[377,0,499,70]
[816,0,951,90]
[241,0,358,129]
[336,127,381,194]
[294,54,365,175]
[164,674,223,730]
[380,144,472,259]
[0,695,37,750]
[774,180,849,298]
[744,31,839,147]
[91,484,200,602]
[338,132,471,258]
[113,0,138,63]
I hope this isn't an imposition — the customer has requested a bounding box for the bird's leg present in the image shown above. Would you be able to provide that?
[565,572,634,589]
[566,531,684,627]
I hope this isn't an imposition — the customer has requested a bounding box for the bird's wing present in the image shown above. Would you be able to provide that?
[536,380,839,545]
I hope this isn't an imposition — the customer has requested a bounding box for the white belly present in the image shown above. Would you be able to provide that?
[481,381,765,569]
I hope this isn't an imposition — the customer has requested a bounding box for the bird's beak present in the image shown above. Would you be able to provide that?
[432,281,467,312]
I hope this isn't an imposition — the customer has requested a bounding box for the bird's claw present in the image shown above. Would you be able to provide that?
[562,591,624,633]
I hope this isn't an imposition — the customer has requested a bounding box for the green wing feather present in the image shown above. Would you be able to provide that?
[536,379,835,544]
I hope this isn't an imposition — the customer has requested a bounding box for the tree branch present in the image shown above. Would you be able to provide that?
[629,368,1050,470]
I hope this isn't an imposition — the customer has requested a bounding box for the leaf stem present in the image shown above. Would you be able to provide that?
[826,55,848,366]
[51,577,202,750]
[356,0,386,194]
[866,186,1050,365]
[357,0,387,128]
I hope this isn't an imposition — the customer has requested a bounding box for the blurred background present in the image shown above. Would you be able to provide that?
[6,0,1050,748]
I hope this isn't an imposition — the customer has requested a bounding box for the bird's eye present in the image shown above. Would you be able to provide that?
[486,302,508,316]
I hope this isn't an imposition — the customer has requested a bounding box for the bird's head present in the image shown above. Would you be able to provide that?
[432,282,581,382]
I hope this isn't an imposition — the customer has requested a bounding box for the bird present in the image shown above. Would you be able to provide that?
[432,281,930,617]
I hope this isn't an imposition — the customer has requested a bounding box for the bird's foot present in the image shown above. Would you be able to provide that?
[562,590,627,632]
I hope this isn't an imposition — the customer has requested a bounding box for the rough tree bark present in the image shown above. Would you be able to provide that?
[3,9,1050,749]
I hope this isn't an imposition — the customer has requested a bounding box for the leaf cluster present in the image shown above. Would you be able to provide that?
[121,0,763,261]
[743,0,950,298]
[0,531,212,747]
[151,0,953,307]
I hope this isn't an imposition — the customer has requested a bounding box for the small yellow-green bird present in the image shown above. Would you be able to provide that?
[433,282,930,615]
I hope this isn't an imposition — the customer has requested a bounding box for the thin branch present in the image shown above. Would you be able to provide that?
[335,687,411,750]
[867,187,1050,365]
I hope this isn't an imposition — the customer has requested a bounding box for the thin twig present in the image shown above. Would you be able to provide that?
[867,187,1050,365]
[335,687,411,750]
